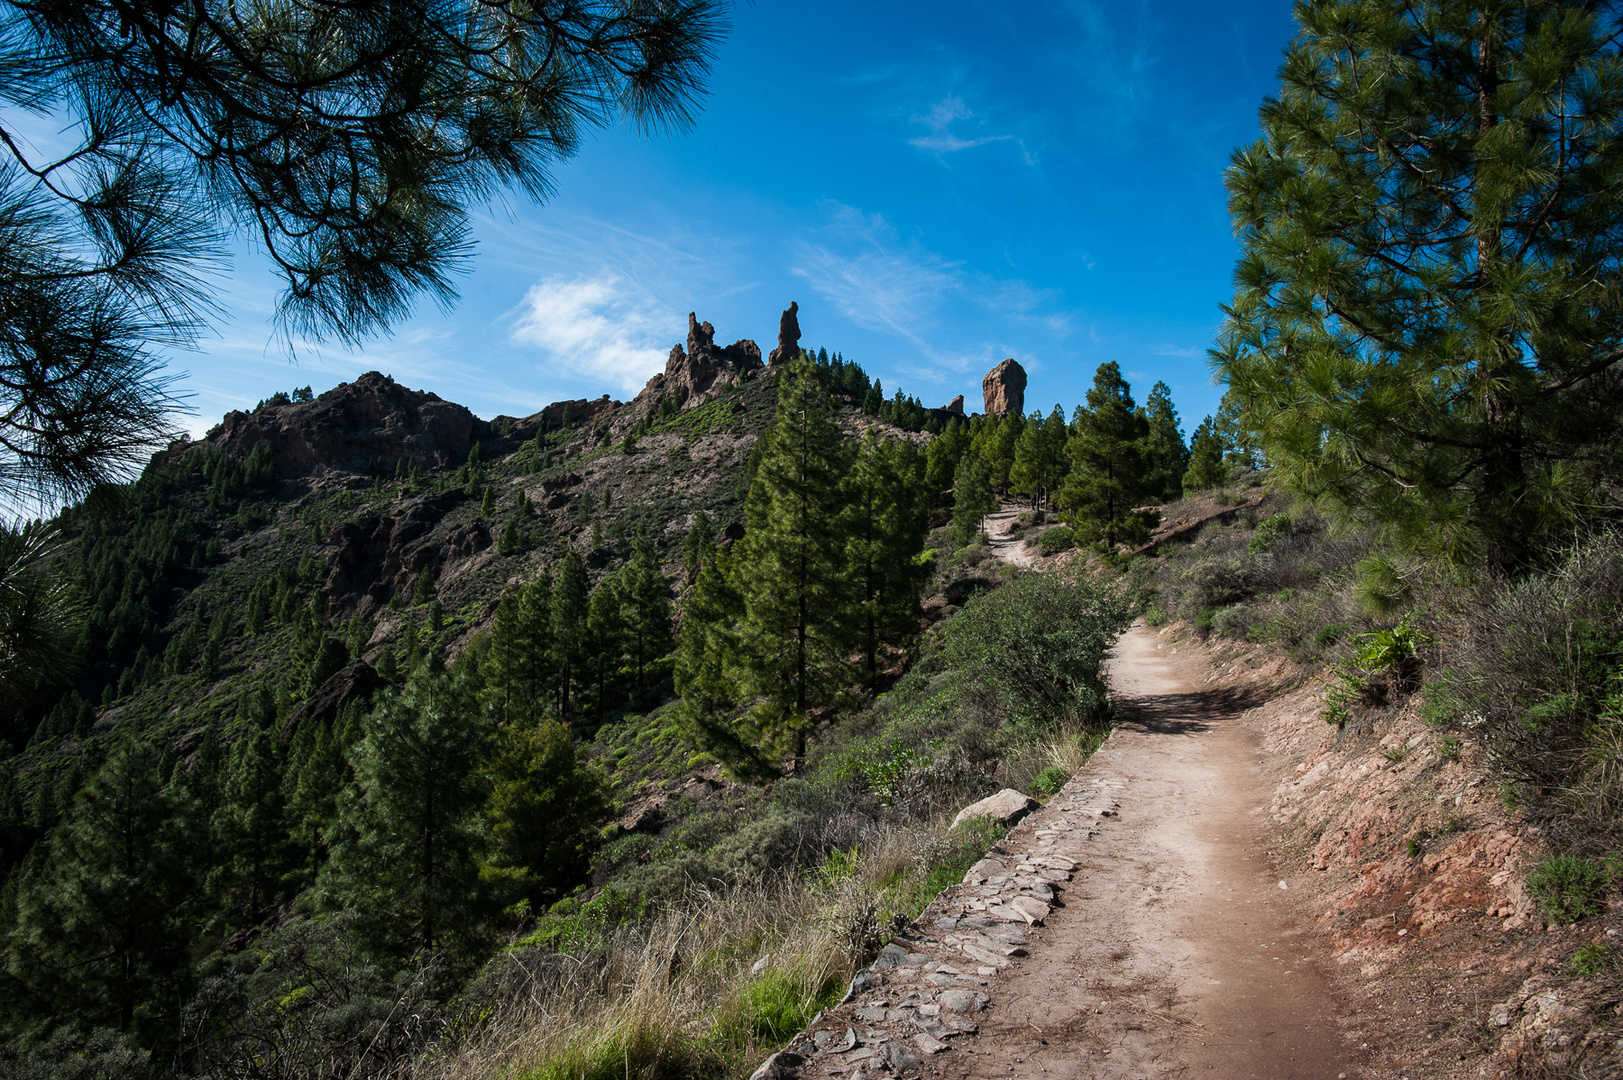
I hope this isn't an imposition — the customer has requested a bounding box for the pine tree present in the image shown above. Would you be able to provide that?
[1060,362,1157,548]
[212,726,293,923]
[484,572,555,724]
[484,718,607,912]
[285,721,346,885]
[716,359,854,766]
[1010,406,1069,509]
[550,551,590,724]
[951,451,996,547]
[1216,0,1623,568]
[320,664,494,957]
[1141,382,1189,502]
[973,412,1023,493]
[845,432,929,689]
[1183,416,1228,494]
[618,543,673,691]
[682,511,717,584]
[925,419,971,510]
[11,739,203,1032]
[580,576,627,722]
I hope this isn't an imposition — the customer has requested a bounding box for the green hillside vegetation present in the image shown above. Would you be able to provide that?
[0,352,1175,1078]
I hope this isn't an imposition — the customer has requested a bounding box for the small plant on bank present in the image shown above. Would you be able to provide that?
[1320,613,1431,725]
[1527,856,1614,925]
[1571,942,1616,975]
[1031,765,1069,797]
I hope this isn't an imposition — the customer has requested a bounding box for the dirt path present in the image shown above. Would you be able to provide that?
[982,506,1036,569]
[923,625,1372,1080]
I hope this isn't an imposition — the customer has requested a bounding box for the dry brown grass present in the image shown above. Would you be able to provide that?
[407,814,979,1080]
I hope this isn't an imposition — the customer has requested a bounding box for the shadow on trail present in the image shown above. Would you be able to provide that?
[1112,686,1269,736]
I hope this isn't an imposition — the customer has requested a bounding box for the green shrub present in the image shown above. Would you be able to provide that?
[1035,526,1074,556]
[938,571,1136,728]
[1031,766,1068,797]
[1312,623,1350,647]
[1211,604,1252,639]
[1248,514,1297,554]
[1571,942,1615,975]
[1527,856,1612,925]
[1143,602,1166,627]
[1178,555,1258,612]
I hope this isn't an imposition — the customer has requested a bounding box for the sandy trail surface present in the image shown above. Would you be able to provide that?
[981,507,1036,569]
[923,625,1372,1080]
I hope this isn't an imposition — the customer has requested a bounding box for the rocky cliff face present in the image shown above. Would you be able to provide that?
[982,359,1027,417]
[208,371,489,475]
[638,312,763,408]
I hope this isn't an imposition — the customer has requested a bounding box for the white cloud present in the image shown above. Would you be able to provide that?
[507,275,674,394]
[790,203,1074,391]
[1150,344,1202,359]
[908,94,1013,156]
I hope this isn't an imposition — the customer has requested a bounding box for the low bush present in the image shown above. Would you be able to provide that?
[1429,535,1623,849]
[1572,942,1616,975]
[1035,526,1074,556]
[1031,766,1068,797]
[1527,856,1613,925]
[938,570,1136,730]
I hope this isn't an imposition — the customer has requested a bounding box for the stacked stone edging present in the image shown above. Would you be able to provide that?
[749,746,1127,1079]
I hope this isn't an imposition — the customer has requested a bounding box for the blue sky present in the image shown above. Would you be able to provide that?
[174,0,1300,438]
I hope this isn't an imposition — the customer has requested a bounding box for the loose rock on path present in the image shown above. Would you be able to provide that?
[781,624,1373,1079]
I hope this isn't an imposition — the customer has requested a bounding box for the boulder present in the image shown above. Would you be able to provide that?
[768,300,801,366]
[748,1051,804,1080]
[981,359,1027,417]
[206,371,486,476]
[951,788,1039,830]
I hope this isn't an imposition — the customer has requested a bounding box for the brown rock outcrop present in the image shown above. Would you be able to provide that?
[768,300,801,366]
[207,371,486,475]
[283,659,381,739]
[637,312,763,408]
[982,359,1027,417]
[322,489,466,615]
[943,394,965,415]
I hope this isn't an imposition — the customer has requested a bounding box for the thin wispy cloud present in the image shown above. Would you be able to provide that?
[908,94,1013,155]
[792,202,1073,387]
[508,275,676,395]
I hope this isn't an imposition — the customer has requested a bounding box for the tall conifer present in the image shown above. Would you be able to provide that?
[1060,362,1157,548]
[728,359,853,763]
[1141,382,1189,502]
[320,665,494,957]
[484,718,607,912]
[845,432,928,689]
[952,451,996,547]
[550,551,589,725]
[214,726,293,923]
[12,739,202,1031]
[618,543,673,691]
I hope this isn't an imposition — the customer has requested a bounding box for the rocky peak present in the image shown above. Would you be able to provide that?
[768,300,801,366]
[206,371,487,475]
[982,359,1027,418]
[637,312,763,408]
